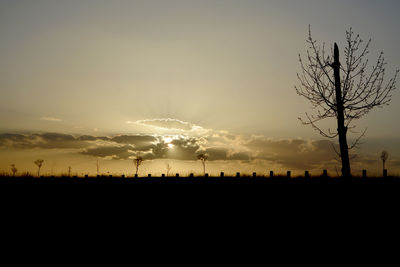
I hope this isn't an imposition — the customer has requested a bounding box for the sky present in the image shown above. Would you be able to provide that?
[0,0,399,176]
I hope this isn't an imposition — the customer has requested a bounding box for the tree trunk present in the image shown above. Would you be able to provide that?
[333,43,351,177]
[383,160,386,175]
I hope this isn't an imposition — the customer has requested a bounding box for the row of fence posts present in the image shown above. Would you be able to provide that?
[80,169,389,178]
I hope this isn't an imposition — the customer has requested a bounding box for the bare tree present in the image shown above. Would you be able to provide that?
[133,153,144,177]
[197,153,209,176]
[380,151,389,173]
[34,159,44,177]
[166,163,172,177]
[296,27,398,177]
[11,164,17,177]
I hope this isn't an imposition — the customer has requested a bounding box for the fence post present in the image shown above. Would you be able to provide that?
[383,169,388,178]
[236,172,240,177]
[189,173,194,178]
[287,171,291,178]
[205,173,209,178]
[270,171,274,178]
[176,173,180,178]
[162,174,165,178]
[362,170,367,178]
[323,170,328,177]
[220,172,224,178]
[253,172,257,178]
[121,174,125,178]
[305,171,310,178]
[85,174,89,178]
[148,174,151,178]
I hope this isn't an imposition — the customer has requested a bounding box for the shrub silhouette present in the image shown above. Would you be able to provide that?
[11,164,17,177]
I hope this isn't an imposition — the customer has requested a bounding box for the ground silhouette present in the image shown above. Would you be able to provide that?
[1,175,399,185]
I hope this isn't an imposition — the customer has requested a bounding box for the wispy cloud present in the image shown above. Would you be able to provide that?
[135,118,201,132]
[40,117,62,122]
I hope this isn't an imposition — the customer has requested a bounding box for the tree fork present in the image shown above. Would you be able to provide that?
[333,43,351,177]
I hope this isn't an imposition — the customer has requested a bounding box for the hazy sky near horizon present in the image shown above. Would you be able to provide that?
[1,0,399,175]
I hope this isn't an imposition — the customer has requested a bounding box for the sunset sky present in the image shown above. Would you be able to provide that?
[1,0,399,176]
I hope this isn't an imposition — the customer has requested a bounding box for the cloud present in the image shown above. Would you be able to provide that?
[0,133,83,149]
[135,118,202,132]
[1,132,397,173]
[0,134,40,149]
[77,135,110,142]
[244,137,339,170]
[40,117,62,122]
[81,145,135,160]
[0,132,335,166]
[0,133,106,149]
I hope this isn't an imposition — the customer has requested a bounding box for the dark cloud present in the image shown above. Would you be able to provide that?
[32,133,86,149]
[111,135,157,151]
[0,133,87,149]
[203,148,227,161]
[0,134,38,149]
[80,136,202,161]
[78,135,110,141]
[245,137,338,170]
[0,133,338,167]
[167,138,200,160]
[2,132,393,172]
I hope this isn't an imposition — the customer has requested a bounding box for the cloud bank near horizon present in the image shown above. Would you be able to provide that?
[1,130,395,173]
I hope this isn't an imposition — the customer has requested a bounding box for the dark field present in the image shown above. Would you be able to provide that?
[1,175,400,185]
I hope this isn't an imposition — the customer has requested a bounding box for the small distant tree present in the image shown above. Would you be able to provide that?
[197,153,209,176]
[380,151,389,173]
[296,27,398,177]
[166,163,172,177]
[34,159,44,177]
[11,164,18,177]
[96,160,100,176]
[133,153,144,176]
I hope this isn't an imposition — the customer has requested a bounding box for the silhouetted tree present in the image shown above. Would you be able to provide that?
[296,27,398,177]
[380,151,389,173]
[197,153,208,176]
[34,159,44,177]
[11,164,17,177]
[96,160,100,176]
[133,153,144,176]
[68,166,72,177]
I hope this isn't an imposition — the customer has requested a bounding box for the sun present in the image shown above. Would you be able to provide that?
[164,137,173,144]
[163,137,174,149]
